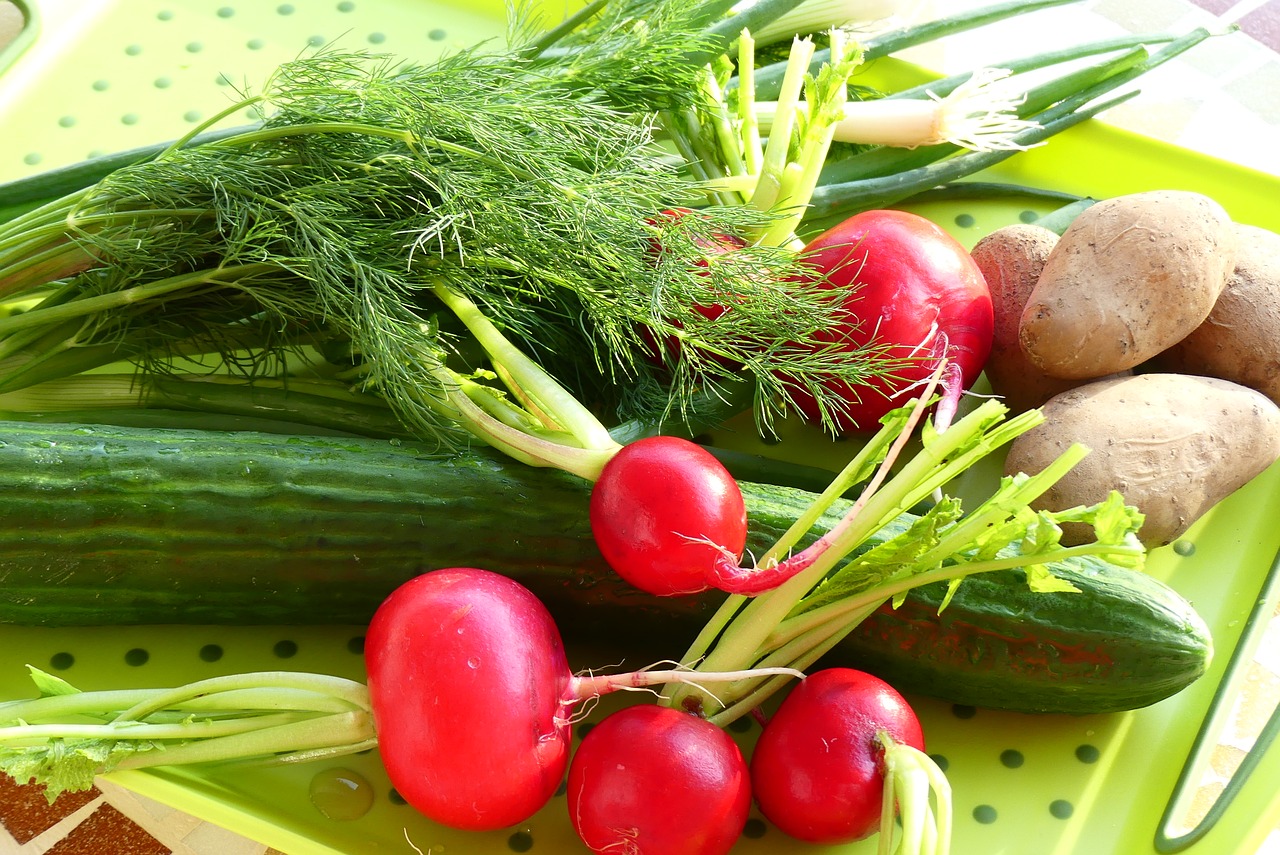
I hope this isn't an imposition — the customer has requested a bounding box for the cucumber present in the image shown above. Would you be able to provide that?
[0,420,1211,714]
[836,559,1215,714]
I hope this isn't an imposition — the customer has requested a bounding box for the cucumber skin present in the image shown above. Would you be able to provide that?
[0,421,1211,715]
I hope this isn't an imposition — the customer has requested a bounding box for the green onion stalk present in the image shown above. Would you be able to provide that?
[679,6,1219,234]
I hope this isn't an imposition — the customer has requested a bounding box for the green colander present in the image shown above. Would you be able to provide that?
[1,2,1279,854]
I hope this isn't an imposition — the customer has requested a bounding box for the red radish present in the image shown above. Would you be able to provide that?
[590,435,748,596]
[364,567,574,831]
[786,209,994,433]
[567,704,751,855]
[751,668,948,846]
[364,567,800,831]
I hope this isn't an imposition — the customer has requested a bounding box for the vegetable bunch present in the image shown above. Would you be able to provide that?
[0,0,1230,851]
[0,378,1146,854]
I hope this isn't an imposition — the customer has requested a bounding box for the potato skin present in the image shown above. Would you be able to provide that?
[1153,223,1280,405]
[1002,373,1280,547]
[971,223,1084,413]
[1019,190,1238,380]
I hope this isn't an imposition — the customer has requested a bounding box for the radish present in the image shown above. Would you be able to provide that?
[785,209,994,433]
[363,566,573,830]
[566,704,751,855]
[589,436,747,596]
[434,289,785,599]
[364,567,800,830]
[750,668,951,851]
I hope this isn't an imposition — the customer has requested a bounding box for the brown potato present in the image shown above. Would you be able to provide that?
[1019,190,1238,380]
[971,223,1086,413]
[1002,373,1280,547]
[1152,223,1280,405]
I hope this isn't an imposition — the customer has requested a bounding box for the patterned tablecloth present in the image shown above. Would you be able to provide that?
[0,0,1277,853]
[911,0,1280,179]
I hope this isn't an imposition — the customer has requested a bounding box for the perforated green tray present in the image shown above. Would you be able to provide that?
[2,2,1280,854]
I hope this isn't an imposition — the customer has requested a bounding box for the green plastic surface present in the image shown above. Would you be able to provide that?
[2,2,1280,854]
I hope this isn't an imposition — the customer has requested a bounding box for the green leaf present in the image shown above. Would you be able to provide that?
[0,738,139,803]
[1025,563,1081,594]
[27,667,81,699]
[936,576,965,612]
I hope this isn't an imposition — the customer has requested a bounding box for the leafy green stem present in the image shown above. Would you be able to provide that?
[0,263,278,339]
[111,711,377,772]
[431,284,619,453]
[0,713,319,746]
[671,367,945,684]
[747,36,815,218]
[0,669,376,798]
[665,376,1145,719]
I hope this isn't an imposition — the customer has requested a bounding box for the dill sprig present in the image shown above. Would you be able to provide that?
[0,32,891,446]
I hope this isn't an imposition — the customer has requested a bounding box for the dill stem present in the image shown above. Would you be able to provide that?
[0,191,85,244]
[0,207,210,258]
[432,359,614,481]
[0,263,280,338]
[0,374,411,439]
[520,0,609,56]
[0,242,100,298]
[162,94,269,155]
[432,284,619,453]
[201,120,412,150]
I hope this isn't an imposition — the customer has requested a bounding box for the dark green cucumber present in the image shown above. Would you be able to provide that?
[835,559,1215,714]
[0,420,1211,714]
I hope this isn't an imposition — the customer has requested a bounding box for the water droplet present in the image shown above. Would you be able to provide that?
[309,767,374,820]
[466,656,481,669]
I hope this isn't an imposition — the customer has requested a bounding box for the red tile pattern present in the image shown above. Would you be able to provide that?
[44,803,170,855]
[1188,0,1280,51]
[1189,0,1242,13]
[0,773,100,845]
[0,773,177,854]
[1239,1,1280,51]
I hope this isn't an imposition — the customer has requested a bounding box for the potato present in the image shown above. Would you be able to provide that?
[971,223,1088,413]
[1019,190,1238,380]
[1002,373,1280,547]
[1152,223,1280,405]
